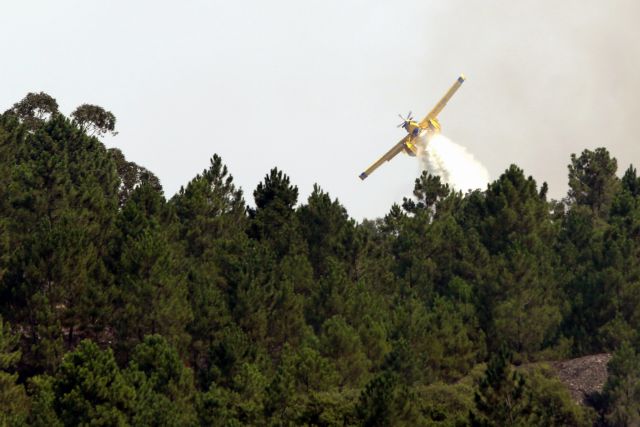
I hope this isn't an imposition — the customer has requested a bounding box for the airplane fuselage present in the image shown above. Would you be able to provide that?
[400,118,441,156]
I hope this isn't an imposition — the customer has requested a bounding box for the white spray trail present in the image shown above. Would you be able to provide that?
[416,133,490,192]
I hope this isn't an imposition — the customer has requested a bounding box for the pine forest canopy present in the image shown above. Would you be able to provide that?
[0,92,639,425]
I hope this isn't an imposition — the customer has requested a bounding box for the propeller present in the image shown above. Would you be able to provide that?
[396,111,414,128]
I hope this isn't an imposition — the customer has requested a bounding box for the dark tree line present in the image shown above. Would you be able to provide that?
[0,93,638,425]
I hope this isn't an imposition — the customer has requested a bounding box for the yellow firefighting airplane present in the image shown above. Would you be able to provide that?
[359,74,465,180]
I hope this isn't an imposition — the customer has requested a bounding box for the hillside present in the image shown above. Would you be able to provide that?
[0,94,639,425]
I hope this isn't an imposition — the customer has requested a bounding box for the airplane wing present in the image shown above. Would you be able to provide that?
[419,74,465,127]
[359,135,410,180]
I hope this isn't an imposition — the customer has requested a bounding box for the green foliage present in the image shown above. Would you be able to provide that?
[355,372,399,427]
[250,168,305,258]
[197,384,245,426]
[112,182,192,358]
[0,316,29,426]
[568,148,620,219]
[6,92,59,129]
[621,164,640,197]
[297,184,356,279]
[402,171,451,217]
[108,147,161,206]
[27,375,62,427]
[414,380,476,427]
[601,342,640,426]
[171,154,247,379]
[320,315,370,388]
[284,344,338,393]
[470,352,594,427]
[470,347,531,426]
[125,335,198,426]
[3,92,640,425]
[560,155,640,353]
[265,254,310,352]
[207,324,256,388]
[2,113,119,372]
[355,371,421,427]
[48,340,135,425]
[197,363,268,427]
[524,365,595,427]
[297,389,359,426]
[469,165,561,359]
[424,296,484,380]
[264,354,298,423]
[71,104,117,137]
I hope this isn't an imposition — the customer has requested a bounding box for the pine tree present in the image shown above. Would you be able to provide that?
[355,343,423,427]
[601,342,640,426]
[245,169,311,354]
[297,184,357,279]
[108,147,161,207]
[470,347,531,426]
[568,147,620,220]
[355,372,398,427]
[171,154,248,379]
[44,340,135,425]
[621,165,640,197]
[424,295,484,381]
[320,315,370,388]
[249,168,305,258]
[125,335,198,426]
[402,171,451,218]
[2,113,119,372]
[469,166,561,358]
[0,316,29,426]
[561,157,640,353]
[111,182,192,359]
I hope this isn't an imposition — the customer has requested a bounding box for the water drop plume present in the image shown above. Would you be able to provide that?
[417,133,490,192]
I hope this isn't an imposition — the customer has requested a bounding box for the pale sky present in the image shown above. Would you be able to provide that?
[2,1,639,220]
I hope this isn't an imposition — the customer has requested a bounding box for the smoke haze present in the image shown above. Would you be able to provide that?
[424,1,640,202]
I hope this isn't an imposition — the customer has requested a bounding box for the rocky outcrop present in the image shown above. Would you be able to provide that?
[549,353,612,404]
